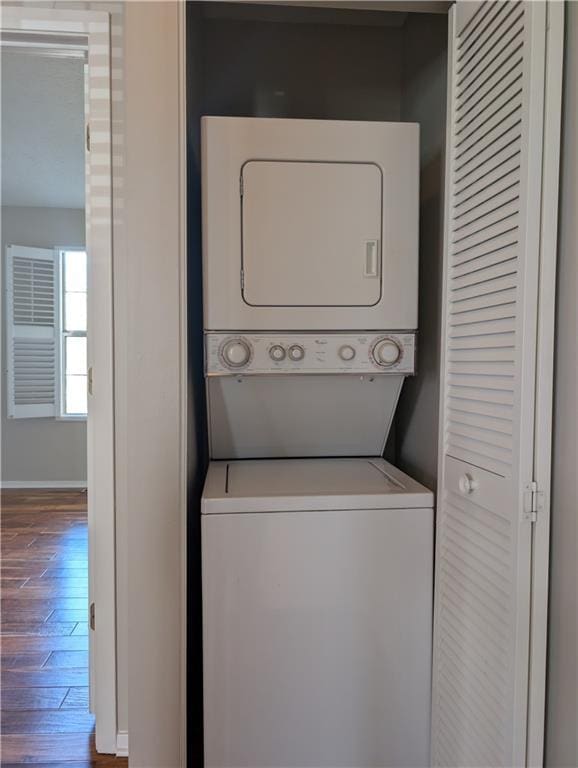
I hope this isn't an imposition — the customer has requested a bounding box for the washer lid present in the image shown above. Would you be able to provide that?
[202,458,433,514]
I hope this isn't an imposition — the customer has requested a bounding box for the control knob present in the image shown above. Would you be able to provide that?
[372,337,402,367]
[220,338,252,368]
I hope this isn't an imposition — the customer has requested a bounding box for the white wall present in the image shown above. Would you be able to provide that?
[125,2,186,765]
[1,205,87,485]
[545,4,578,766]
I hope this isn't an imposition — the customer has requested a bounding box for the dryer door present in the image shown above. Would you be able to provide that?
[241,161,382,308]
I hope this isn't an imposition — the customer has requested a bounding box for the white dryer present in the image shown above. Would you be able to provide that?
[202,458,434,768]
[202,117,419,331]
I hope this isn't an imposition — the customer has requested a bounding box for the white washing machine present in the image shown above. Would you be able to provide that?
[200,117,432,768]
[202,458,433,768]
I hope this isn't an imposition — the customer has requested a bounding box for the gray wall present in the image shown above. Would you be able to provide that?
[545,4,578,766]
[1,205,87,484]
[395,13,447,490]
[201,10,403,120]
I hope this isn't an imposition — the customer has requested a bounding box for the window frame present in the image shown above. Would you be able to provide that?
[56,246,88,421]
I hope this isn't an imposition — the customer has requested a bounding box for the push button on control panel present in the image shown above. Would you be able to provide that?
[269,344,286,361]
[288,345,305,361]
[338,344,356,361]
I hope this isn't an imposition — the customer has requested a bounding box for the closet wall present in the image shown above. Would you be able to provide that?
[185,3,207,762]
[395,13,448,489]
[200,7,404,120]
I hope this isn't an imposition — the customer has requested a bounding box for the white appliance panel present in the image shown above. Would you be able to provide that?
[205,332,416,375]
[202,457,434,513]
[202,117,419,331]
[207,374,403,459]
[202,461,434,768]
[242,160,382,307]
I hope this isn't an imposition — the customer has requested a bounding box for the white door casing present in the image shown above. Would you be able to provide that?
[433,2,563,767]
[0,7,117,754]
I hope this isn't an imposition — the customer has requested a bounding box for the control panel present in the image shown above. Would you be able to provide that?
[206,333,416,375]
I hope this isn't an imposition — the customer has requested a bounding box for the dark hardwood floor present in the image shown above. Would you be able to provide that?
[1,490,128,767]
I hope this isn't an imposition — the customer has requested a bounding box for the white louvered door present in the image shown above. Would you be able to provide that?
[432,2,559,766]
[6,245,58,418]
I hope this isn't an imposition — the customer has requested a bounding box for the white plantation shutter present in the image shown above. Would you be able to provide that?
[433,2,561,767]
[6,246,58,418]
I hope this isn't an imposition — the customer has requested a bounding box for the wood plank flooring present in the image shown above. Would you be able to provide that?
[1,490,128,767]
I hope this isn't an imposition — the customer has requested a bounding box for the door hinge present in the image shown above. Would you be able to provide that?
[523,481,542,523]
[90,602,95,630]
[88,366,93,396]
[239,176,244,196]
[240,269,245,290]
[86,123,91,152]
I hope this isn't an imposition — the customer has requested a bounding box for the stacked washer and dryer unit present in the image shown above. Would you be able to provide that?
[201,117,434,768]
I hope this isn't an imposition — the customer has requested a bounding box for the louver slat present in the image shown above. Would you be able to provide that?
[455,75,523,139]
[432,2,551,766]
[6,246,57,418]
[454,153,520,209]
[447,4,525,480]
[457,11,525,101]
[455,108,521,169]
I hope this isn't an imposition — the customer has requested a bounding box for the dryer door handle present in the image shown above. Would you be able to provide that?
[364,240,379,278]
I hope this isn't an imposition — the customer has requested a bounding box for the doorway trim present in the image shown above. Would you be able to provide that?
[527,2,565,765]
[1,6,117,754]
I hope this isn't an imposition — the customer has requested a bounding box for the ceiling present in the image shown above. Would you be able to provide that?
[1,50,85,209]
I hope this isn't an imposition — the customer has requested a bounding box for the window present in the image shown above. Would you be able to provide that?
[5,245,88,420]
[59,249,87,418]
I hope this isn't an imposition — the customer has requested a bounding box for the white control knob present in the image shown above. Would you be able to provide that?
[269,344,286,362]
[373,338,402,367]
[338,344,356,361]
[288,344,305,361]
[220,338,251,368]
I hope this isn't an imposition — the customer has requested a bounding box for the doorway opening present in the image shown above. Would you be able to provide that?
[1,7,119,761]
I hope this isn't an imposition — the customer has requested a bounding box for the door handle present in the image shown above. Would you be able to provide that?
[364,240,379,277]
[459,473,479,495]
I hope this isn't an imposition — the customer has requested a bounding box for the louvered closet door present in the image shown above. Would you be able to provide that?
[6,246,58,418]
[432,3,550,766]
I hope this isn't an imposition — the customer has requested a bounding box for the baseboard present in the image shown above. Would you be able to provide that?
[116,731,129,757]
[0,480,87,489]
